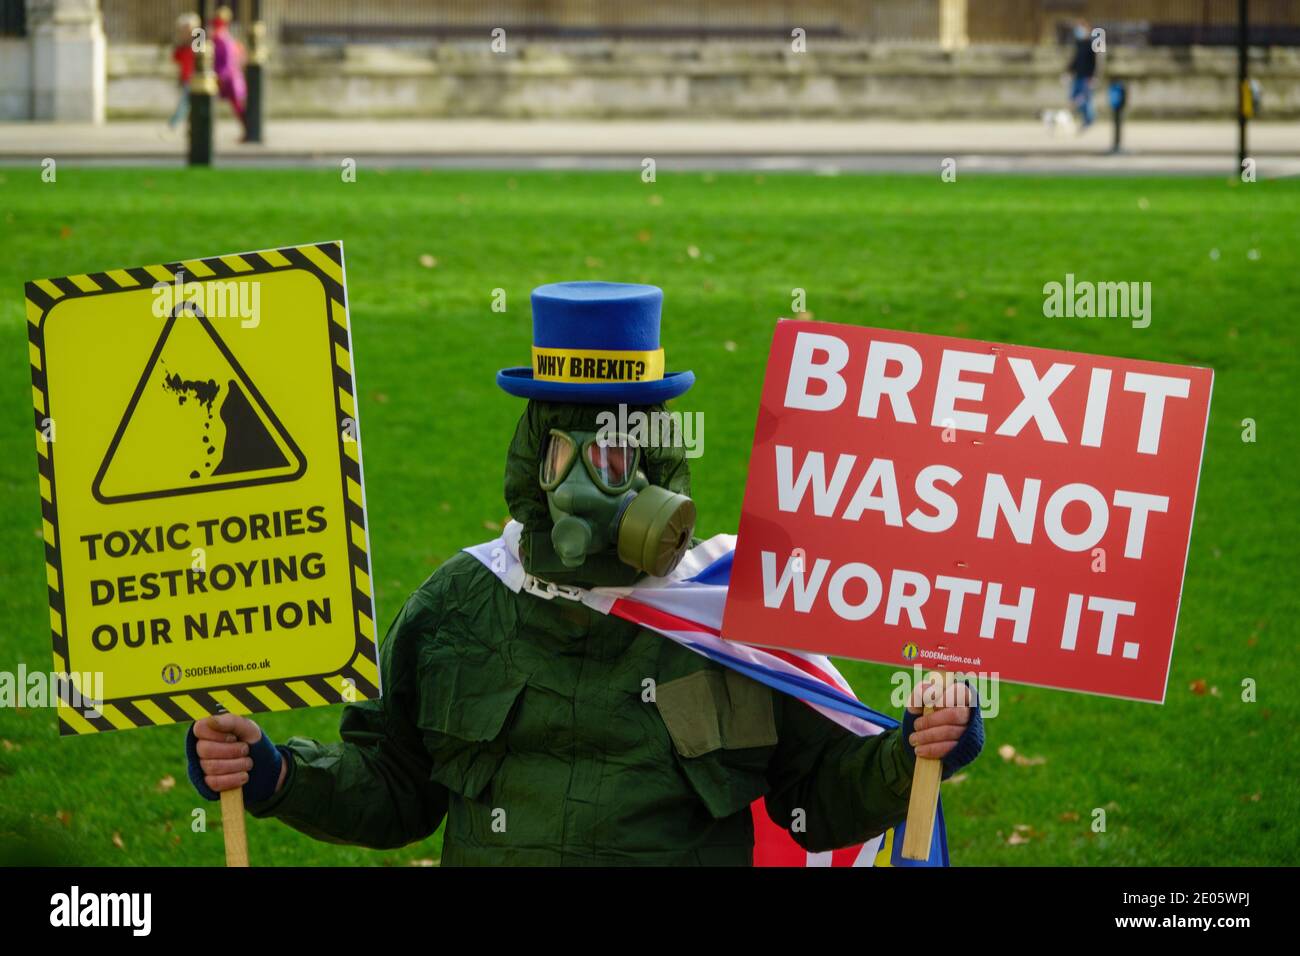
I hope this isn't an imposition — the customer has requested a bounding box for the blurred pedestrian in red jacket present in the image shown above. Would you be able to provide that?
[168,12,199,130]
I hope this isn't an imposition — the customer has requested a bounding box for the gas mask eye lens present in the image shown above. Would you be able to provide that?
[586,435,638,492]
[540,430,578,489]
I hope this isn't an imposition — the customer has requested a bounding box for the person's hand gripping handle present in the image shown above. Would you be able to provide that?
[186,713,286,866]
[900,673,982,860]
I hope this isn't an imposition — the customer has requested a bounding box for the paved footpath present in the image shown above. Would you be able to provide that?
[1,119,1296,175]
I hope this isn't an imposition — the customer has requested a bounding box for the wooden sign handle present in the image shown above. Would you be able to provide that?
[220,788,249,867]
[900,670,951,861]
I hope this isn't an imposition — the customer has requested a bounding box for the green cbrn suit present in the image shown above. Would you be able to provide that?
[247,401,917,864]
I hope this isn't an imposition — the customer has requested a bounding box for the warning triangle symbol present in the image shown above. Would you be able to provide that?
[92,304,306,504]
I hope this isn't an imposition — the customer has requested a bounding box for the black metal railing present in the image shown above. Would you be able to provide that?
[94,1,1300,47]
[273,1,875,44]
[1,0,26,37]
[974,0,1300,45]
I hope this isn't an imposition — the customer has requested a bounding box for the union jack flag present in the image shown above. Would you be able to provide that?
[466,523,948,867]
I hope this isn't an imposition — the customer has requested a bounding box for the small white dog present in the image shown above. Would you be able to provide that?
[1041,109,1078,137]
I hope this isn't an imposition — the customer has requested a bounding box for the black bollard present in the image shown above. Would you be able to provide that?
[1108,81,1127,154]
[1237,0,1248,167]
[188,0,215,166]
[244,0,265,144]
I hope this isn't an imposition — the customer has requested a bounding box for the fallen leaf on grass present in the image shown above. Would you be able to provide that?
[1,739,18,752]
[156,775,175,793]
[1006,823,1043,845]
[112,832,125,850]
[1189,679,1208,695]
[418,254,437,269]
[998,743,1046,767]
[946,772,968,785]
[1059,811,1080,822]
[409,858,436,867]
[56,810,72,827]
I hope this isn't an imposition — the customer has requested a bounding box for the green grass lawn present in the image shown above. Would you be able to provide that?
[0,167,1295,866]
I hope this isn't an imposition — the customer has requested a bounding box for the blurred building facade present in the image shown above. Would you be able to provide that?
[3,0,1300,120]
[2,0,106,121]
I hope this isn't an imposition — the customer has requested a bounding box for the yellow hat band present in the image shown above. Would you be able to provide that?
[532,346,665,384]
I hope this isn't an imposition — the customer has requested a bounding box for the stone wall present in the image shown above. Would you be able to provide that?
[0,38,31,119]
[105,41,1300,120]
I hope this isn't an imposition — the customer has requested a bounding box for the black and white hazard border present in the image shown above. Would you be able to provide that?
[25,241,381,735]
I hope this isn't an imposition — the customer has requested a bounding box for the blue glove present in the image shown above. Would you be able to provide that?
[900,681,985,780]
[185,723,284,803]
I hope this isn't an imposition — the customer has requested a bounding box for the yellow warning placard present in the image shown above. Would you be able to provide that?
[25,242,379,735]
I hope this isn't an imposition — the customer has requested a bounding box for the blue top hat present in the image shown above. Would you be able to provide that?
[497,281,695,405]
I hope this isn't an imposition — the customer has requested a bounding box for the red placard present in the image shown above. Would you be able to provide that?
[721,320,1213,703]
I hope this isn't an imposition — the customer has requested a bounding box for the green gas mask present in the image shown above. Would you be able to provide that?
[538,428,696,578]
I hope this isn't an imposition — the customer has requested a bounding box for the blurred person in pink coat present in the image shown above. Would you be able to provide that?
[211,6,249,140]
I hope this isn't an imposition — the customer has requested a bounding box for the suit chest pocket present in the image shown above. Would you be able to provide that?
[415,642,527,801]
[653,668,778,818]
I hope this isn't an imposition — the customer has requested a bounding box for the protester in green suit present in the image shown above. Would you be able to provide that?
[187,282,983,865]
